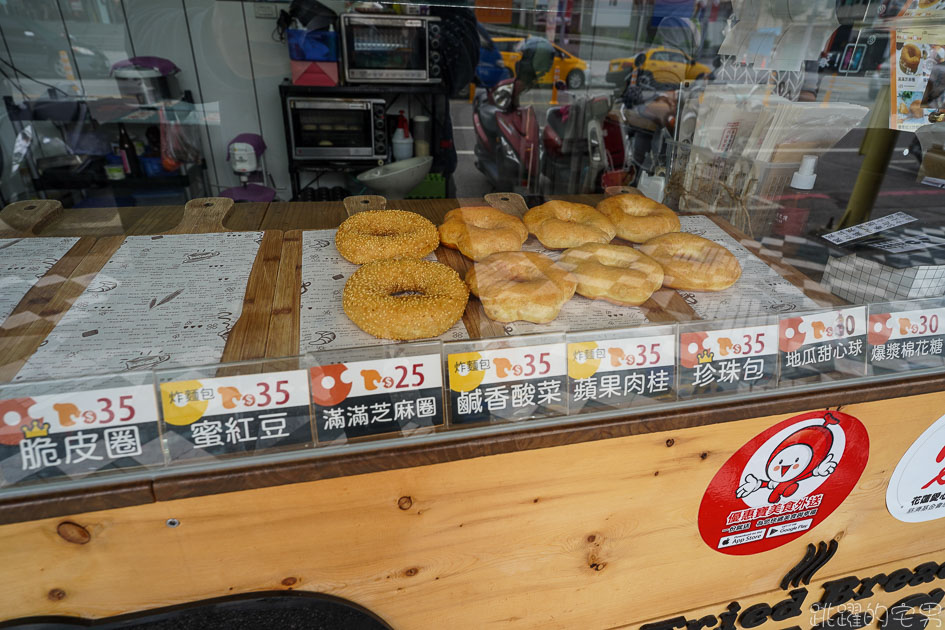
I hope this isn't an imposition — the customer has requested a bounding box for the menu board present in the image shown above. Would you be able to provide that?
[299,230,467,353]
[15,233,263,381]
[0,237,78,325]
[890,27,945,132]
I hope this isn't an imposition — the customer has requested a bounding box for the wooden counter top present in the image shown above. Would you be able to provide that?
[0,196,912,525]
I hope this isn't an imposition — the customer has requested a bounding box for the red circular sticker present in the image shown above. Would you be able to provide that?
[699,410,869,555]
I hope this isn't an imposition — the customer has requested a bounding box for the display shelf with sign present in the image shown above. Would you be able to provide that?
[445,332,568,426]
[155,359,314,463]
[867,297,945,374]
[678,316,779,400]
[0,372,163,488]
[567,324,677,414]
[778,306,868,385]
[307,340,446,445]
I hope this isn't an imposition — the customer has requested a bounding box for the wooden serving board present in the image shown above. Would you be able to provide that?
[0,198,278,383]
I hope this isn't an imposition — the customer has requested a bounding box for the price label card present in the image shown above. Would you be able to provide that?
[0,383,162,487]
[158,369,313,462]
[568,326,676,413]
[309,352,444,444]
[868,301,945,374]
[446,334,568,425]
[779,307,867,383]
[679,320,778,399]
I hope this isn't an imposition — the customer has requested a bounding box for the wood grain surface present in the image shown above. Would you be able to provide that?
[1,391,943,629]
[0,198,274,382]
[0,199,64,237]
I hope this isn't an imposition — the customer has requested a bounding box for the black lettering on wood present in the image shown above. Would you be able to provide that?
[685,615,717,630]
[911,563,941,587]
[814,577,860,610]
[884,569,916,593]
[641,617,688,630]
[771,589,807,622]
[854,574,887,601]
[740,603,772,628]
[718,602,742,630]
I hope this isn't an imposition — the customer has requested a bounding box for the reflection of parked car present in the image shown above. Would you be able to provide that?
[606,46,711,89]
[493,36,587,89]
[475,24,511,89]
[0,16,109,80]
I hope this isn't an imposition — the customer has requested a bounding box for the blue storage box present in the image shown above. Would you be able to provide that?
[287,28,338,62]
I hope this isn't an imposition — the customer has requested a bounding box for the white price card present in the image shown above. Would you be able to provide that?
[309,353,444,444]
[567,332,676,411]
[679,323,778,397]
[0,384,162,487]
[868,305,945,371]
[779,307,867,381]
[158,369,313,461]
[446,339,568,425]
[821,212,916,245]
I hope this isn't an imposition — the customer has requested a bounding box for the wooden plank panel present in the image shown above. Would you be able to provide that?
[262,201,348,231]
[0,200,64,237]
[220,230,284,366]
[266,230,302,362]
[1,392,943,628]
[0,236,126,383]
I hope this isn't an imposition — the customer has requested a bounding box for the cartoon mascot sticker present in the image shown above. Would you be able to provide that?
[736,414,839,503]
[698,410,868,555]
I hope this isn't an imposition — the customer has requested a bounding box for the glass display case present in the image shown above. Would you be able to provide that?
[3,1,945,628]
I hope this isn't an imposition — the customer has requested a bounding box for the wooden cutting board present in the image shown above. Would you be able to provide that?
[0,198,278,382]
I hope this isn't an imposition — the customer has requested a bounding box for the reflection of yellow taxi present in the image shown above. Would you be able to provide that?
[493,37,588,89]
[606,46,711,87]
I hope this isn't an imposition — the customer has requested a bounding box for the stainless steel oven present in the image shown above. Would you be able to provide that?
[340,14,442,84]
[285,96,387,161]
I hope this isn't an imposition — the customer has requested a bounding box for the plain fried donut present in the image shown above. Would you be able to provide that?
[559,243,664,306]
[343,259,468,340]
[466,251,576,323]
[523,200,616,249]
[335,210,439,264]
[439,206,528,260]
[596,194,680,243]
[639,233,741,292]
[901,43,921,74]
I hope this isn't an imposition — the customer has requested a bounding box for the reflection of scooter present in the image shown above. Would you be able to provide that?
[617,80,679,185]
[542,93,614,193]
[473,38,553,192]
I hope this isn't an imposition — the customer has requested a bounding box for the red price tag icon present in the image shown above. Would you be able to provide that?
[218,381,291,410]
[361,364,426,391]
[494,352,551,378]
[718,332,767,358]
[52,396,136,427]
[612,343,662,368]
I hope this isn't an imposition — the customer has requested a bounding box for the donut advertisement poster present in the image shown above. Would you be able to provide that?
[887,411,945,523]
[308,349,445,444]
[699,410,869,555]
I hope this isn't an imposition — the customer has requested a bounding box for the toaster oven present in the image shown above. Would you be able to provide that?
[285,96,387,161]
[340,14,442,84]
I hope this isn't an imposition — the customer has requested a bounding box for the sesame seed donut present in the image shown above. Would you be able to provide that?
[559,243,664,306]
[639,232,741,292]
[439,206,528,261]
[596,194,680,243]
[335,210,439,264]
[523,200,616,249]
[466,251,576,323]
[343,259,469,340]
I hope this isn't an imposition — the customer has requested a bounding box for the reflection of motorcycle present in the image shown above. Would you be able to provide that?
[542,93,615,193]
[616,80,680,185]
[473,38,553,192]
